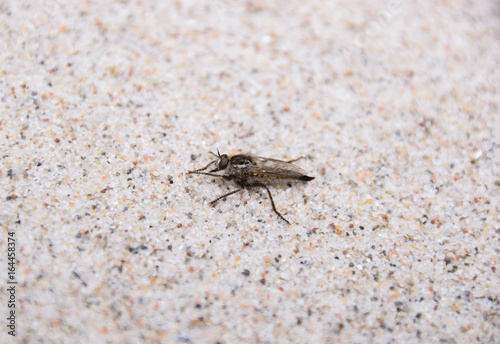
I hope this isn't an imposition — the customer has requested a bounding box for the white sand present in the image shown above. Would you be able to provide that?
[1,0,499,343]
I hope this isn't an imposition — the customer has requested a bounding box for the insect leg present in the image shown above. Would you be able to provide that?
[209,188,244,207]
[286,157,304,163]
[189,171,233,179]
[188,160,216,174]
[245,182,290,224]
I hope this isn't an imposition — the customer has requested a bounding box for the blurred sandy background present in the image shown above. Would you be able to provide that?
[1,1,499,343]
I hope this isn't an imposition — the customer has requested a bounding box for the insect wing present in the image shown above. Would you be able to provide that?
[247,156,309,180]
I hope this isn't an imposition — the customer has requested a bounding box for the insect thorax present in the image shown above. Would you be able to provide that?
[224,158,249,177]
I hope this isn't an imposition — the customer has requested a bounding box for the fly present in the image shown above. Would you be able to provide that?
[187,150,315,224]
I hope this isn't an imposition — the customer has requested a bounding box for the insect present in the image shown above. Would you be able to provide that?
[187,150,315,224]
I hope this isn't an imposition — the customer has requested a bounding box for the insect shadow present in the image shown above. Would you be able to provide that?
[187,150,314,224]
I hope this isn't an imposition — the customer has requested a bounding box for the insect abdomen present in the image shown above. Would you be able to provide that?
[249,172,314,181]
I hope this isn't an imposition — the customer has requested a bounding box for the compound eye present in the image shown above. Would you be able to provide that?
[219,155,229,169]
